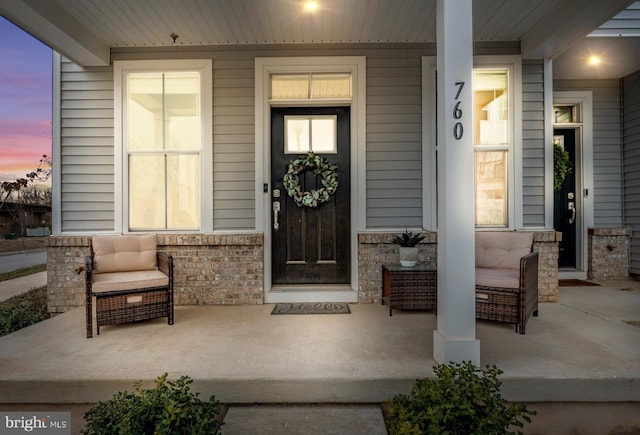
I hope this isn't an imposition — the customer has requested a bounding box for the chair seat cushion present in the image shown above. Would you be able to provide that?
[475,267,519,289]
[92,270,169,293]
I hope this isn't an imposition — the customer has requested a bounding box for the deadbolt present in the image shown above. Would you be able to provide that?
[567,192,574,200]
[273,189,281,198]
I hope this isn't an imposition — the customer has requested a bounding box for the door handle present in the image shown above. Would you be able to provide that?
[568,201,575,224]
[273,201,280,230]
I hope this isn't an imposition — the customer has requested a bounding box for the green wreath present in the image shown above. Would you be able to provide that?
[283,152,339,208]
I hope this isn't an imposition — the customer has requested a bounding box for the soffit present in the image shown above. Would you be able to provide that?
[0,0,637,78]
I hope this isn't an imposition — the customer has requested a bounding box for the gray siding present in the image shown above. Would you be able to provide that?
[212,58,255,230]
[59,58,115,232]
[623,71,640,274]
[554,79,624,227]
[60,44,533,233]
[522,60,545,227]
[366,53,423,228]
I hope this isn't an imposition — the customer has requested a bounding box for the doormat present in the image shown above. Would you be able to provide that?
[271,302,351,315]
[559,279,601,286]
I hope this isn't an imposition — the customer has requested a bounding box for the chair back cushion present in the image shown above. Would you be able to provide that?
[475,232,533,270]
[92,234,157,273]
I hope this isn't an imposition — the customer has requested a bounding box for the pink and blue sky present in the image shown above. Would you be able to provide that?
[0,16,52,183]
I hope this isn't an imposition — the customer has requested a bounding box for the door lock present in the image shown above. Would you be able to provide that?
[273,189,281,198]
[273,201,281,230]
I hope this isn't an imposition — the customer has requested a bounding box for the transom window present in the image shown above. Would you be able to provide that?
[271,74,351,100]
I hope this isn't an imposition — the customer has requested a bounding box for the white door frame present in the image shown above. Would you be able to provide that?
[553,91,594,279]
[255,57,366,303]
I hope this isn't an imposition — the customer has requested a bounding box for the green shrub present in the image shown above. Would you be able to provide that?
[386,361,535,435]
[0,287,48,336]
[83,373,223,435]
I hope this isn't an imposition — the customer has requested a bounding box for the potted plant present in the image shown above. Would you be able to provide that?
[392,229,425,267]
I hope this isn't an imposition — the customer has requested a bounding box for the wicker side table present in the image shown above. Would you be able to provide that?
[382,264,437,316]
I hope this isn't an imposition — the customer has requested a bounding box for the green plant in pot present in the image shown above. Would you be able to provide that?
[392,229,425,268]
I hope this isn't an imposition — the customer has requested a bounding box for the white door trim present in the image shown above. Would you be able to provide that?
[255,57,366,303]
[553,91,594,279]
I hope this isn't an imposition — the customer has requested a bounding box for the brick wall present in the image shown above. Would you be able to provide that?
[47,230,562,313]
[357,230,560,303]
[588,227,631,280]
[46,234,264,314]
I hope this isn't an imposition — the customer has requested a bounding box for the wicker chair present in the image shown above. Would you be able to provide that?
[85,234,174,338]
[475,232,539,334]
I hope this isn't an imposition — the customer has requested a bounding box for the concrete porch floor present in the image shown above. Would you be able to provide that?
[0,281,639,408]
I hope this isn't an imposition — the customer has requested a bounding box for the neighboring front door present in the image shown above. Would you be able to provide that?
[554,128,577,268]
[270,107,350,286]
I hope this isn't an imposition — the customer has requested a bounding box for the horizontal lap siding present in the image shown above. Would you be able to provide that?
[59,58,115,232]
[554,79,623,227]
[212,58,255,230]
[366,54,423,228]
[522,60,545,227]
[623,71,640,273]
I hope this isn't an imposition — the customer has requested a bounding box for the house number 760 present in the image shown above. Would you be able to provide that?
[453,81,464,140]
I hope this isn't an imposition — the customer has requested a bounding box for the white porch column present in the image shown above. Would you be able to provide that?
[433,0,480,365]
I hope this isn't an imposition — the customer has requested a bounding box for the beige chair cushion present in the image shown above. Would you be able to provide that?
[475,232,533,270]
[475,267,520,289]
[92,234,157,273]
[91,270,169,293]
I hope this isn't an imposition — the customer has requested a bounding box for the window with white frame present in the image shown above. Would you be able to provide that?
[116,60,212,232]
[422,56,520,229]
[474,68,510,227]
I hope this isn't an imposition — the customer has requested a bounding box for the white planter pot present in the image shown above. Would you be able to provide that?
[399,246,418,268]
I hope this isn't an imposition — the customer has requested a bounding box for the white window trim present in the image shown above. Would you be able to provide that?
[114,59,213,233]
[255,56,366,302]
[422,55,523,230]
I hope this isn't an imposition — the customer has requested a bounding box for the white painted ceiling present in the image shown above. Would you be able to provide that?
[1,0,639,79]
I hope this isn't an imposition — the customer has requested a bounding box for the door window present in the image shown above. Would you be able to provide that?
[284,115,337,154]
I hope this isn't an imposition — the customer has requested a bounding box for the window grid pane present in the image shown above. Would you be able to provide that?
[271,74,352,100]
[475,151,507,227]
[285,116,337,154]
[474,69,508,146]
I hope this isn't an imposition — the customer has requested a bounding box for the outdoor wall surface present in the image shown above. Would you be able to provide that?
[623,70,640,275]
[554,79,624,228]
[57,43,556,234]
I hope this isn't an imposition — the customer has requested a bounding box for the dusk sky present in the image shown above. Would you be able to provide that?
[0,16,52,183]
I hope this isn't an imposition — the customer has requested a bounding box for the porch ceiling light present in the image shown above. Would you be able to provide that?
[587,55,601,66]
[302,0,319,12]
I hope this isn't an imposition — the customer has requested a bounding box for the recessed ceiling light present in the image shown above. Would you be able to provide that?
[303,1,319,12]
[587,55,601,66]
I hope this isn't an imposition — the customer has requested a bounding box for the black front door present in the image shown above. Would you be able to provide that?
[554,128,577,268]
[270,107,350,286]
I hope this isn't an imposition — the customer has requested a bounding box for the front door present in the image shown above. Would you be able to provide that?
[270,107,350,286]
[554,128,577,268]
